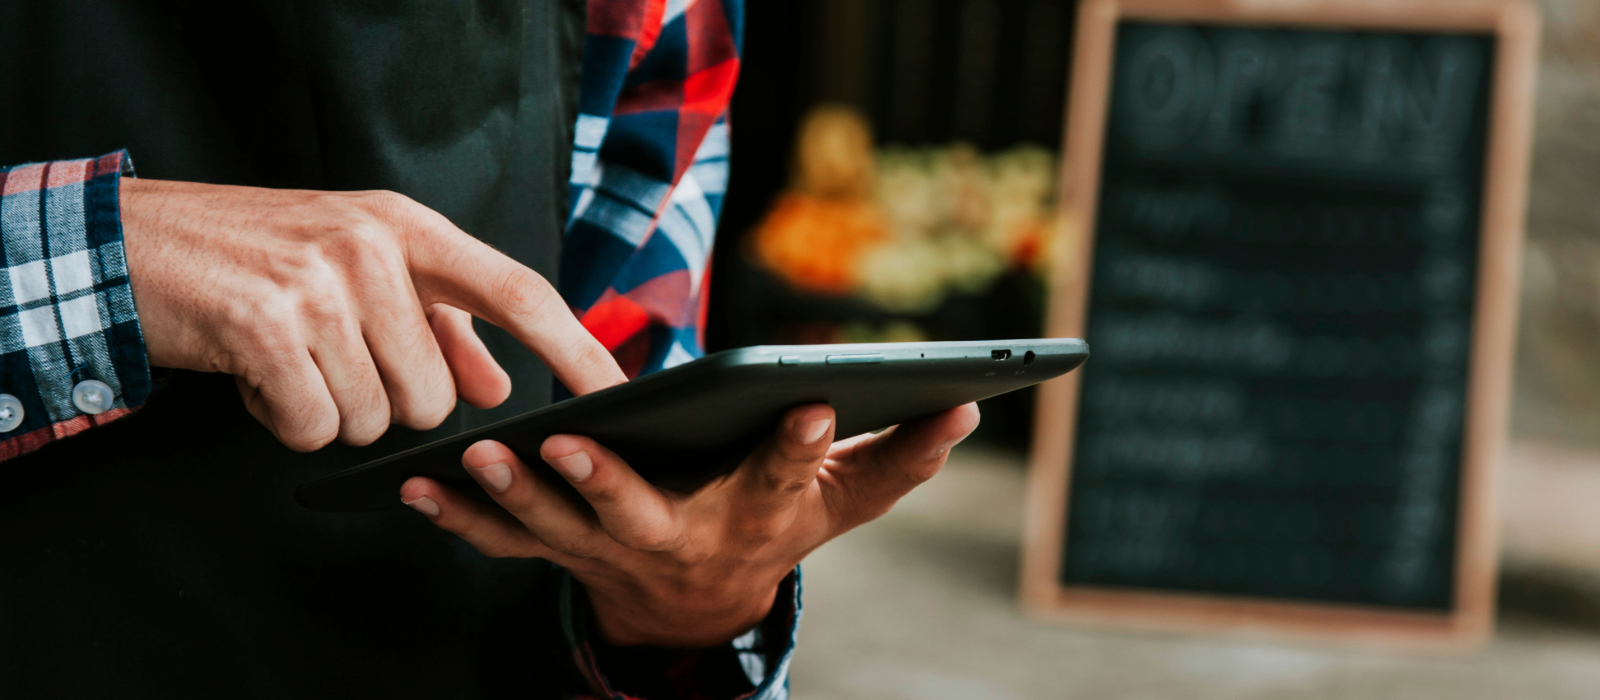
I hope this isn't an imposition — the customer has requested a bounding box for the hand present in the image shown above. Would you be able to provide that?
[120,178,625,450]
[399,402,980,647]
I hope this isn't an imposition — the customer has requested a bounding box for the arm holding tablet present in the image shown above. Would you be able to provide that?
[0,157,1071,693]
[121,174,903,650]
[404,401,981,647]
[124,165,989,656]
[0,0,991,694]
[384,339,1085,647]
[0,1,1065,694]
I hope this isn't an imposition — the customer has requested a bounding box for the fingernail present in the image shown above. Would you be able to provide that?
[932,437,965,457]
[403,496,440,517]
[474,462,513,492]
[549,451,593,482]
[799,418,832,445]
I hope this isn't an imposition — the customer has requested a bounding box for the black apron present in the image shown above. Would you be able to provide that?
[0,1,586,696]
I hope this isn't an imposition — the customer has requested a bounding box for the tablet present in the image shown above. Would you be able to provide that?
[296,338,1088,512]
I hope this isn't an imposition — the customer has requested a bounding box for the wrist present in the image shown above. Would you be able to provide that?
[586,579,781,648]
[116,176,187,371]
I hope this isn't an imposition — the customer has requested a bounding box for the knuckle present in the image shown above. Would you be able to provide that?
[781,441,826,464]
[333,221,405,278]
[358,190,429,247]
[299,209,404,283]
[363,189,420,219]
[615,530,662,551]
[242,328,297,367]
[394,387,456,431]
[283,412,339,452]
[340,403,391,446]
[757,470,814,499]
[301,290,352,324]
[340,217,389,246]
[266,250,351,322]
[294,393,343,447]
[493,266,556,319]
[617,521,682,552]
[281,238,339,280]
[230,296,300,348]
[416,357,461,418]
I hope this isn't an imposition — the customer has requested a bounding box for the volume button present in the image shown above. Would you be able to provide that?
[825,353,884,365]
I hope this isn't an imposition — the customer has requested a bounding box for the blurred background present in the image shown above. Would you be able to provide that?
[702,0,1600,697]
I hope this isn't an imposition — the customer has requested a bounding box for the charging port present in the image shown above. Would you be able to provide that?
[992,349,1011,361]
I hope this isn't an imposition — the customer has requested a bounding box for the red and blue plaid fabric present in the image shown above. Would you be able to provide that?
[561,0,742,379]
[0,152,150,460]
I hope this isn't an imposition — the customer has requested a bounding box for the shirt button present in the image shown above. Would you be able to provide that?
[0,394,23,432]
[72,379,116,415]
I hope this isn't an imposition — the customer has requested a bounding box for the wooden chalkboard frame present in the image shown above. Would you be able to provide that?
[1021,0,1539,648]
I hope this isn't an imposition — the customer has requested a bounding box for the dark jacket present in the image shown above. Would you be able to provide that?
[0,1,588,696]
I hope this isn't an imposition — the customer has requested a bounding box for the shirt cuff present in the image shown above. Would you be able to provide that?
[556,566,803,700]
[0,151,152,461]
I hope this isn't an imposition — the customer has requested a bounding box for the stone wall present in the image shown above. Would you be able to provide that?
[1514,0,1600,447]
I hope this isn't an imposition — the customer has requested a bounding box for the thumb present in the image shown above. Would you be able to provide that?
[820,403,980,530]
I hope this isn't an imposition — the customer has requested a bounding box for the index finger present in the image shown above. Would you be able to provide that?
[399,203,625,396]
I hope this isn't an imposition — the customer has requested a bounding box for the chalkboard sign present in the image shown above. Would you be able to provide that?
[1022,0,1537,647]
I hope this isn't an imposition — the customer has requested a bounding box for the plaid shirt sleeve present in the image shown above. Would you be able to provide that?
[556,567,802,700]
[553,1,800,698]
[0,151,152,462]
[560,0,740,378]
